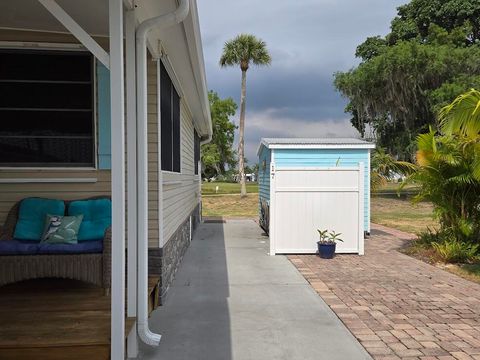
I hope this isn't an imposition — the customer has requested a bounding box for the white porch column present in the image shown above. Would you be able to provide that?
[109,0,126,359]
[125,6,139,359]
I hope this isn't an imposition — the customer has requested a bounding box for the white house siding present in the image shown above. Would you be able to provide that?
[161,100,200,245]
[147,59,160,246]
[0,32,110,225]
[0,170,111,224]
[0,31,199,251]
[0,42,161,248]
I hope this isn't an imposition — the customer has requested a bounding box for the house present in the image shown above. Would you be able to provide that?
[258,138,374,255]
[0,0,211,358]
[245,173,256,182]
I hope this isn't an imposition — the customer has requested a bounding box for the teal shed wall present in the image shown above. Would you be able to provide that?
[258,146,271,232]
[258,145,371,231]
[258,146,271,203]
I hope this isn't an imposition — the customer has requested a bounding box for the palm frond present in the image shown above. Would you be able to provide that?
[370,147,415,191]
[439,88,480,138]
[445,173,476,186]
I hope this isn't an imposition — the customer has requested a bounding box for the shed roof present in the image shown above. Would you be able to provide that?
[258,137,375,155]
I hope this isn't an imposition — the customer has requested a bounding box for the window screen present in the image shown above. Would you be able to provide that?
[160,62,181,172]
[0,50,94,167]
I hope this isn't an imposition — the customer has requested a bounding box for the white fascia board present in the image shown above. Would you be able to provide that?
[264,143,376,150]
[256,143,267,157]
[181,0,212,138]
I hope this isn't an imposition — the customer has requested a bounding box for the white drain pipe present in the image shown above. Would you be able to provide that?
[136,0,190,346]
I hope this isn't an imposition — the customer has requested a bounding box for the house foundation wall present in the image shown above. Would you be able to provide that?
[148,203,201,303]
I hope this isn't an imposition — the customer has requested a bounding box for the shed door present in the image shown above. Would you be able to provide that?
[271,166,364,254]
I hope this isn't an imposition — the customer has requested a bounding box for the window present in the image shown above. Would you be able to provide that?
[160,62,180,172]
[194,130,200,175]
[0,50,94,167]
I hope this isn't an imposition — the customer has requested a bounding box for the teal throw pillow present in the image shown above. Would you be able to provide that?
[68,199,111,241]
[14,198,65,241]
[41,214,84,244]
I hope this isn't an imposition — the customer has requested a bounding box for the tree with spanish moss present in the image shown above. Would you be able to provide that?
[220,34,271,197]
[334,0,480,160]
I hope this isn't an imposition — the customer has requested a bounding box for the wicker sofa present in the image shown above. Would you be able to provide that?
[0,197,111,292]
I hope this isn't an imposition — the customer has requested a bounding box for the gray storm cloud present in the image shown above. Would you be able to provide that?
[198,0,406,161]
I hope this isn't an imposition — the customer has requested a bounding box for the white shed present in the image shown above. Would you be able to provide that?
[257,138,375,255]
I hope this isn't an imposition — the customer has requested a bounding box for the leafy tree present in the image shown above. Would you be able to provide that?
[387,0,480,45]
[355,36,387,61]
[220,34,271,197]
[201,91,237,178]
[334,0,480,160]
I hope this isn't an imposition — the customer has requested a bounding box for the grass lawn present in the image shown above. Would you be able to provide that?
[371,195,438,234]
[373,182,420,194]
[448,263,480,284]
[202,181,258,195]
[202,193,258,218]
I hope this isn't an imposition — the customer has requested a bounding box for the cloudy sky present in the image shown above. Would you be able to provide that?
[197,0,406,162]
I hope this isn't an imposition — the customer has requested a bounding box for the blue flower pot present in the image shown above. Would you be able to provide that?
[317,242,336,259]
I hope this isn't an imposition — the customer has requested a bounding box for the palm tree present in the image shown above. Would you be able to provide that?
[409,128,480,239]
[220,34,271,197]
[370,147,416,191]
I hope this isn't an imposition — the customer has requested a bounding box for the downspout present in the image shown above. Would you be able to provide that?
[136,0,190,346]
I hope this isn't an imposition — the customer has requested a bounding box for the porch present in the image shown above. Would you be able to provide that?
[0,0,211,358]
[0,277,160,360]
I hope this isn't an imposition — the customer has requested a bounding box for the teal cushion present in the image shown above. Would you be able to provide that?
[13,198,65,241]
[41,214,84,244]
[68,199,111,241]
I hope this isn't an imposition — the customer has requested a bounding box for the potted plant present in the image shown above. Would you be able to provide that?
[317,229,343,259]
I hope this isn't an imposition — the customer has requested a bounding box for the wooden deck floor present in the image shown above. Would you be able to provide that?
[0,278,159,360]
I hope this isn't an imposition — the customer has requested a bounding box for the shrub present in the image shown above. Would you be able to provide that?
[432,240,479,263]
[416,227,456,246]
[417,228,442,246]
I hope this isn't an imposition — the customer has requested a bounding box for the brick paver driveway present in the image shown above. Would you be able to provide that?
[289,224,480,360]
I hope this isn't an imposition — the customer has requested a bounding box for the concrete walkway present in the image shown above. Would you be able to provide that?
[290,224,480,360]
[139,220,370,360]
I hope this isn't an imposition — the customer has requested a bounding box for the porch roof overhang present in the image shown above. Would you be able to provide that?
[0,0,212,138]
